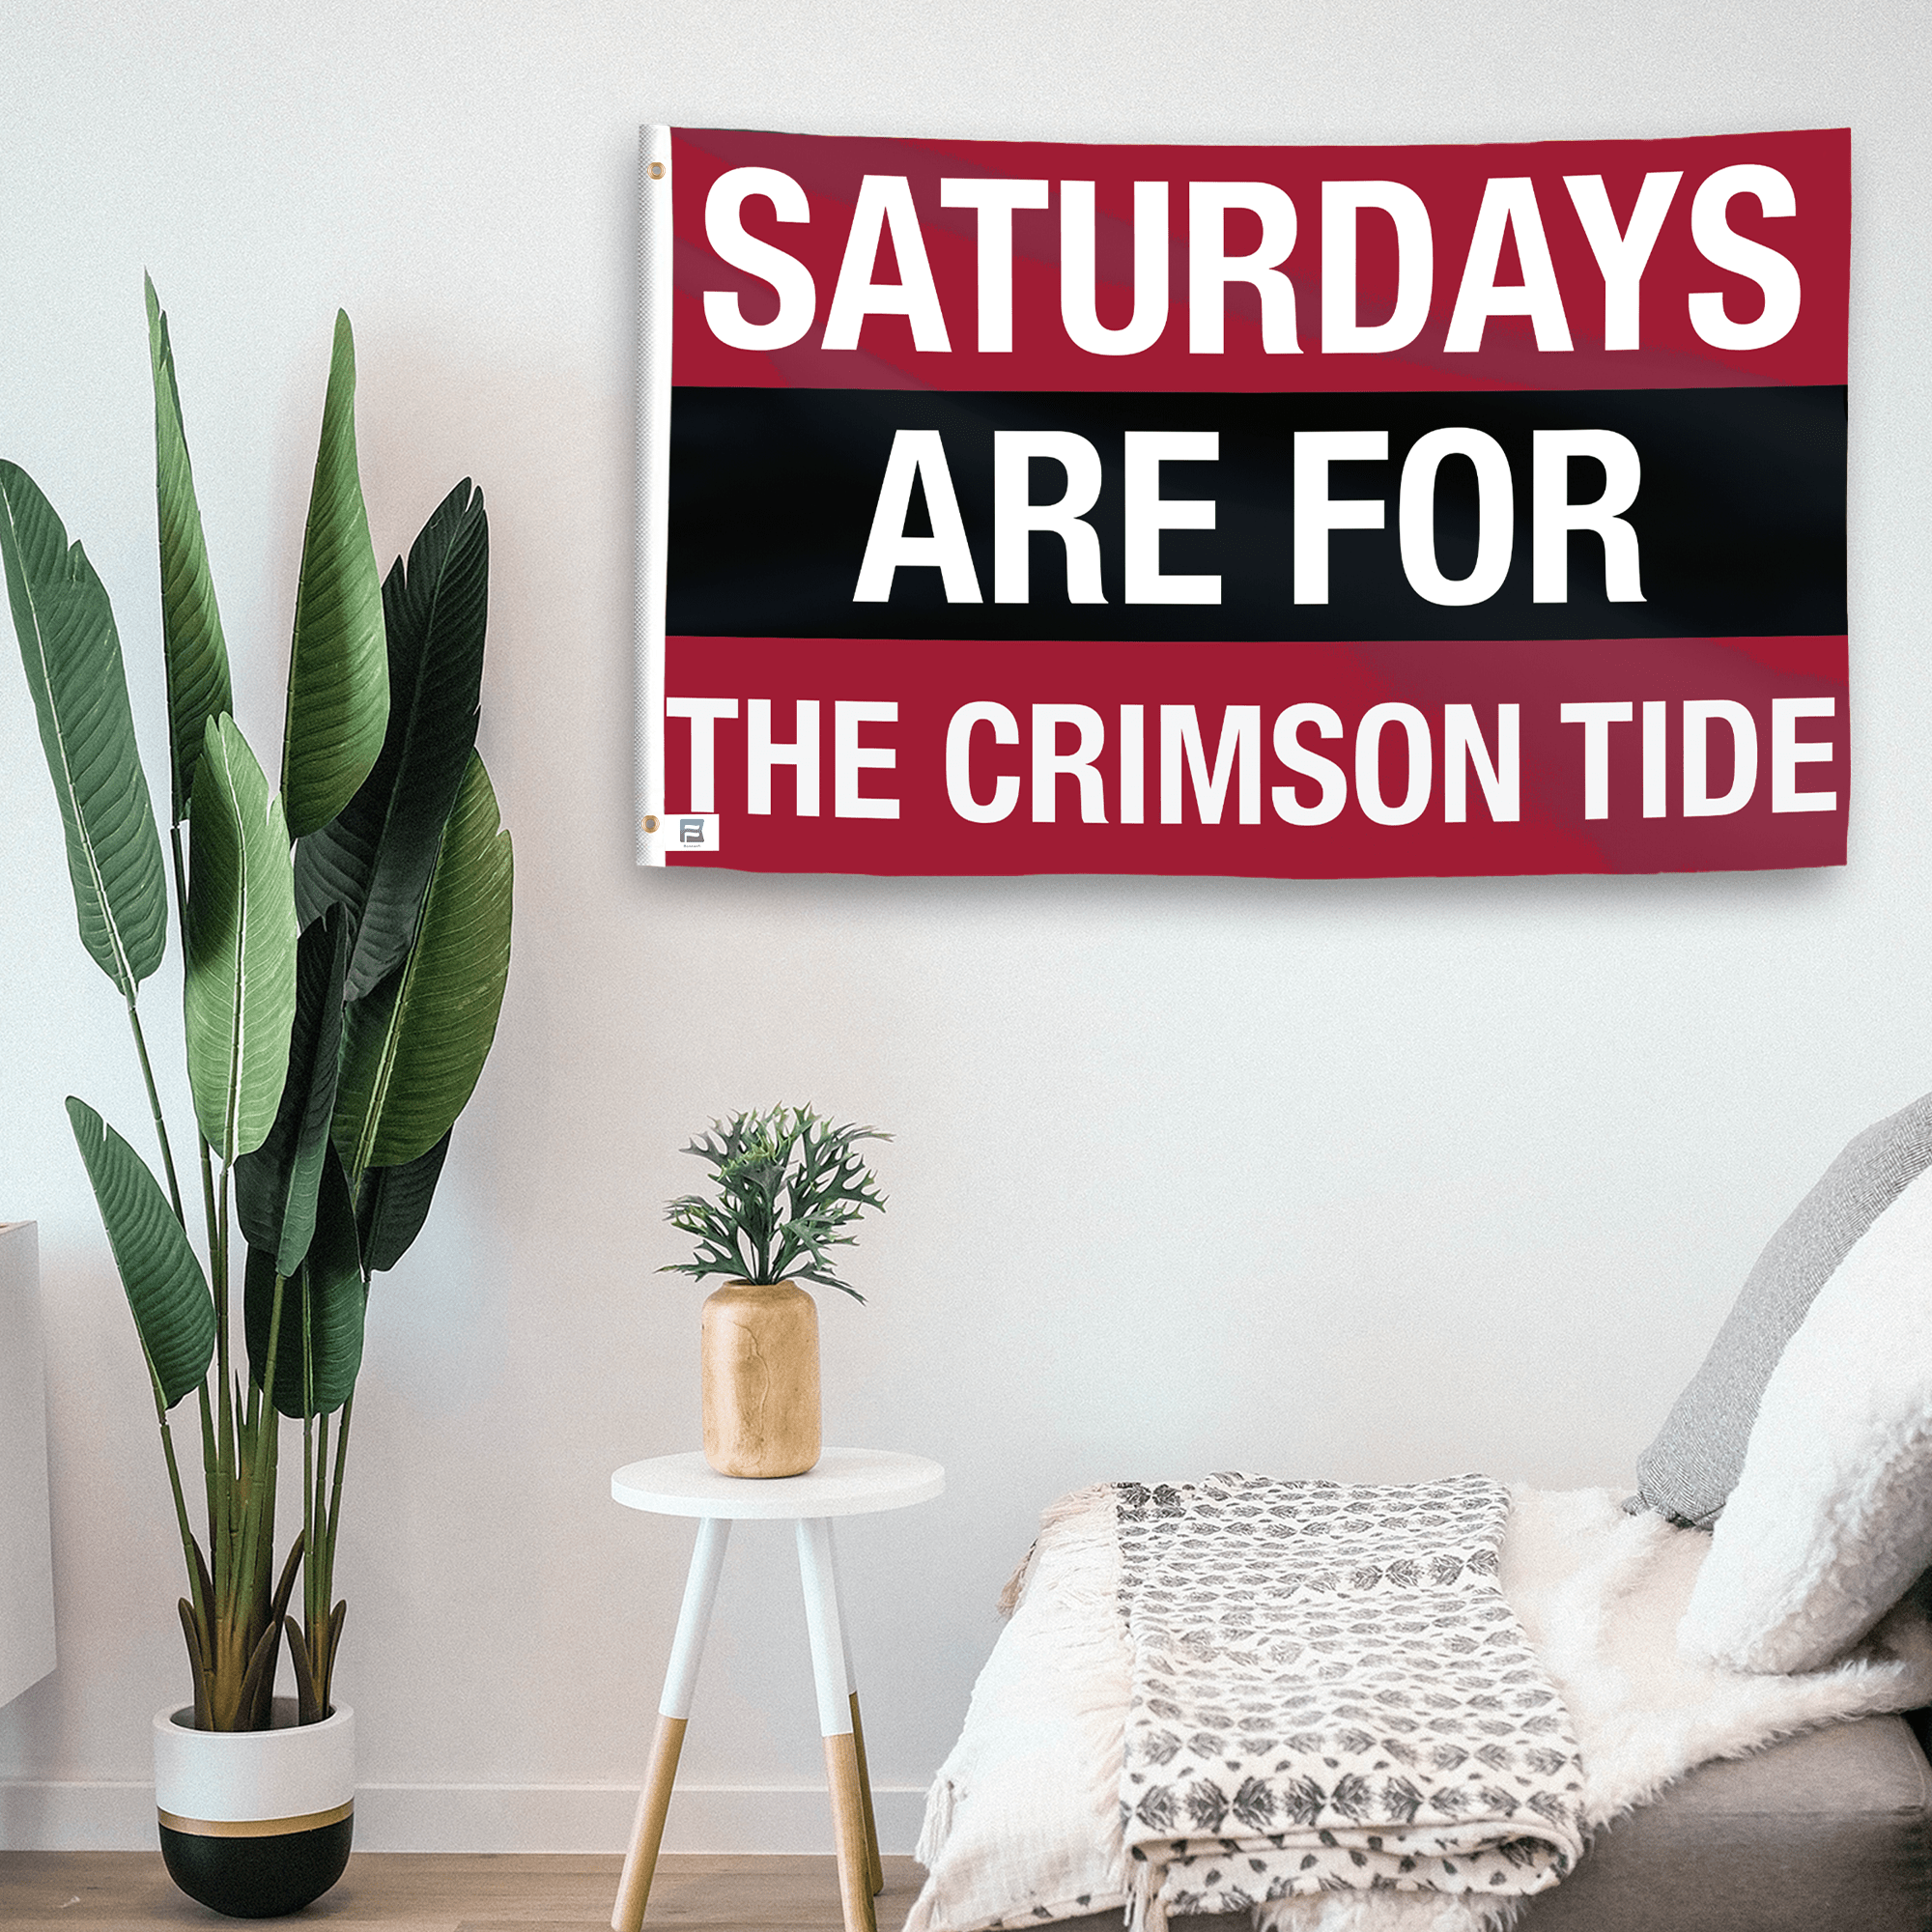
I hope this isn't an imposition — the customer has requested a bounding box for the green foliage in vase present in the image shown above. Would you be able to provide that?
[2,280,514,1729]
[663,1105,891,1301]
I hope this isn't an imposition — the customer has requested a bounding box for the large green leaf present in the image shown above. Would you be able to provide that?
[145,275,233,825]
[243,1146,364,1420]
[355,1129,450,1274]
[235,907,348,1275]
[67,1097,213,1408]
[281,311,386,839]
[333,752,512,1176]
[295,480,488,999]
[0,461,168,995]
[185,715,299,1163]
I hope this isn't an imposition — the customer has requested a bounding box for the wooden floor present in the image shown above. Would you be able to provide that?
[0,1852,925,1932]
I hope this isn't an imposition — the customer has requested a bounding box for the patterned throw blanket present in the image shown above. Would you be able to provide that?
[1116,1474,1585,1927]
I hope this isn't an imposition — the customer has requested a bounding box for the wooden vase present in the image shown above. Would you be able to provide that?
[700,1280,821,1478]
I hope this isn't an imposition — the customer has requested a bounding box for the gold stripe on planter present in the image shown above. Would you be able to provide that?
[157,1800,354,1839]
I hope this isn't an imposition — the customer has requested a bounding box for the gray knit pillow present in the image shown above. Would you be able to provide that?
[1631,1091,1932,1529]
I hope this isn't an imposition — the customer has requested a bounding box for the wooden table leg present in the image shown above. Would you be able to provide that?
[847,1691,885,1895]
[611,1715,685,1932]
[827,1533,885,1896]
[611,1516,731,1932]
[797,1518,876,1932]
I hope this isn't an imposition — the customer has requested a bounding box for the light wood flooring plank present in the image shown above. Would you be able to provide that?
[0,1851,924,1931]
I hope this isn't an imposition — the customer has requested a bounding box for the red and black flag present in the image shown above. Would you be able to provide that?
[639,126,1848,879]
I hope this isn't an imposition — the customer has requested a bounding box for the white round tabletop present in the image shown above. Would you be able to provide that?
[611,1446,945,1520]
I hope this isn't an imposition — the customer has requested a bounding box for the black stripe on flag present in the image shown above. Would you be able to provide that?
[667,384,1845,646]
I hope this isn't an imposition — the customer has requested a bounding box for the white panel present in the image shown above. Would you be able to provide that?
[0,1224,55,1711]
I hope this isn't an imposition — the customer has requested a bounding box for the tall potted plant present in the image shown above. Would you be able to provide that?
[2,280,513,1917]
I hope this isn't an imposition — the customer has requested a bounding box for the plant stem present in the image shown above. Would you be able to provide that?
[167,824,223,1279]
[213,1168,236,1600]
[302,1293,317,1656]
[155,1383,208,1637]
[124,996,184,1225]
[196,1380,218,1574]
[301,1413,316,1685]
[237,1271,286,1606]
[325,1391,352,1568]
[170,825,227,1557]
[309,1389,355,1715]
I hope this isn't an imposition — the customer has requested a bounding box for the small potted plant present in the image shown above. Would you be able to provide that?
[663,1107,889,1478]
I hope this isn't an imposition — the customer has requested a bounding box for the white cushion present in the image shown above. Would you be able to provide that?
[1679,1162,1932,1673]
[903,1491,1129,1932]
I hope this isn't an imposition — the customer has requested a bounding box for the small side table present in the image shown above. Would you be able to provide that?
[609,1447,945,1932]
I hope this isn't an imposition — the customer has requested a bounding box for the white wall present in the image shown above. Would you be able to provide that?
[2,0,1928,1856]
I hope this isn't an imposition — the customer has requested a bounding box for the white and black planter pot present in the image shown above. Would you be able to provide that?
[153,1699,355,1918]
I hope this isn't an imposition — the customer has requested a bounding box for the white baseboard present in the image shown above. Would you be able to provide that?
[0,1778,930,1855]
